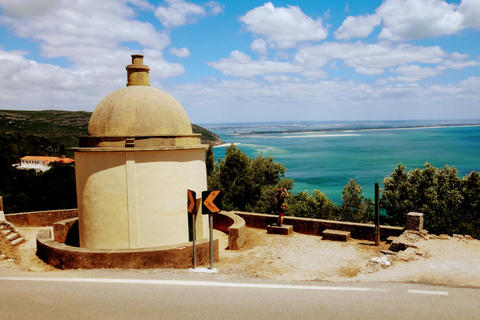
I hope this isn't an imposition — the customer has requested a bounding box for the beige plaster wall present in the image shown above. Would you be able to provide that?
[75,148,207,250]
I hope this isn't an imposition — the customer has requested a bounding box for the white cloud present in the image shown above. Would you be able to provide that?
[295,42,447,74]
[239,2,328,49]
[377,0,463,41]
[334,14,381,39]
[0,0,171,63]
[459,0,480,30]
[172,76,480,123]
[0,49,122,110]
[0,0,59,18]
[251,39,269,60]
[169,47,190,58]
[207,50,304,77]
[301,69,328,79]
[264,75,291,82]
[127,0,155,11]
[154,0,223,28]
[0,0,186,79]
[387,64,443,82]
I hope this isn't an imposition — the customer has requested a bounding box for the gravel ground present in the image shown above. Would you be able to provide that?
[1,226,480,288]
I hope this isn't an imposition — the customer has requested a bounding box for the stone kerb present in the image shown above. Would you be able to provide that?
[213,211,246,250]
[36,228,218,269]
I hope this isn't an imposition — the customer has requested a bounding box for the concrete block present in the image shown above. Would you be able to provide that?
[322,229,351,242]
[11,237,25,246]
[267,225,293,235]
[7,232,19,241]
[406,212,423,231]
[386,236,398,244]
[53,217,78,243]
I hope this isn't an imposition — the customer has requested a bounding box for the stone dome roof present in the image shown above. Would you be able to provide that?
[79,55,200,149]
[88,86,193,137]
[88,55,192,137]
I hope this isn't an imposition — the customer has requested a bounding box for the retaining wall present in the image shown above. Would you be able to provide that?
[5,209,78,227]
[37,228,218,269]
[213,211,246,250]
[6,208,404,242]
[234,212,404,241]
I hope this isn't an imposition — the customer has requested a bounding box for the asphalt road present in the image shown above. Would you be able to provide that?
[1,269,478,319]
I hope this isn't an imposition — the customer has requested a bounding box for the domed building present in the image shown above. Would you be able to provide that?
[74,55,208,250]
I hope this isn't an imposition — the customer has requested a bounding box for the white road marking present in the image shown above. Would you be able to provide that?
[0,277,389,292]
[408,290,449,296]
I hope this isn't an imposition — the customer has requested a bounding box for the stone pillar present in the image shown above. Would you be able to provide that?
[0,196,3,211]
[406,212,423,231]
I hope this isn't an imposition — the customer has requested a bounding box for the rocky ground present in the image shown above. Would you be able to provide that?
[1,226,480,288]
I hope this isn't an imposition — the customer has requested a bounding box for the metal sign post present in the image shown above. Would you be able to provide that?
[187,190,198,269]
[202,190,222,270]
[374,183,380,246]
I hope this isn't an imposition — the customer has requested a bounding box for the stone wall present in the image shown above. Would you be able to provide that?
[5,209,78,227]
[6,208,404,241]
[233,212,404,241]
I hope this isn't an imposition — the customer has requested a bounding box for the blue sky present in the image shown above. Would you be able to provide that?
[0,0,479,124]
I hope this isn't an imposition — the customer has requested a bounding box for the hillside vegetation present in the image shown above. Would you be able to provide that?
[0,110,222,158]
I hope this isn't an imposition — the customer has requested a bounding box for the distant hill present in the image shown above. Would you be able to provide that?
[0,110,223,153]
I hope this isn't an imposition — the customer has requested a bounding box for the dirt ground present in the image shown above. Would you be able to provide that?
[1,226,480,288]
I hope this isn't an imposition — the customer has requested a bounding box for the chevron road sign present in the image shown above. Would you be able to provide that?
[202,190,222,215]
[187,189,197,215]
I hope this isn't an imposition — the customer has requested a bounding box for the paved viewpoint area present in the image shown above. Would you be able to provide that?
[1,226,480,289]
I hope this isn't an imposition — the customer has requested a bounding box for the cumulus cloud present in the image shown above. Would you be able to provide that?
[377,0,463,41]
[169,47,190,58]
[334,14,381,39]
[388,65,443,82]
[0,49,123,110]
[154,0,223,28]
[207,50,303,77]
[0,0,171,64]
[239,2,328,49]
[295,41,447,74]
[0,0,188,111]
[459,0,480,30]
[264,75,291,82]
[251,39,269,60]
[0,0,60,18]
[127,0,155,11]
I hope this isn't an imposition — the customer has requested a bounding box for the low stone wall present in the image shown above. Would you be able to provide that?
[53,217,78,244]
[213,211,246,250]
[234,212,404,241]
[6,209,78,227]
[7,208,404,242]
[37,229,218,269]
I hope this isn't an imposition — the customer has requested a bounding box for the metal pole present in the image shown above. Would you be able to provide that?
[209,213,214,269]
[192,214,196,269]
[375,183,380,246]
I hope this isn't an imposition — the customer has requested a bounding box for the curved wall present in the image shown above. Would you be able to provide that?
[75,148,208,249]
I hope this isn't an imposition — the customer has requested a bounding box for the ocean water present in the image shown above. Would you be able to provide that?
[204,121,480,203]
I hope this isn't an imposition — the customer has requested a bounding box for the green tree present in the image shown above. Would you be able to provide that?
[208,144,287,212]
[381,163,479,238]
[288,189,335,220]
[337,179,373,223]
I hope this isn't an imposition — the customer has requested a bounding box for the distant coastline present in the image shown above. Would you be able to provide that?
[226,123,480,136]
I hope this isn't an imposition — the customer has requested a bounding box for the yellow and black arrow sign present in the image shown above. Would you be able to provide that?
[187,189,197,215]
[202,190,222,215]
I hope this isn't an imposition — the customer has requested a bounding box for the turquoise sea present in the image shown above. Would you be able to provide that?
[203,120,480,203]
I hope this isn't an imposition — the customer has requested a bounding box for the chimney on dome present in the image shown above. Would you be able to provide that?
[126,54,150,87]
